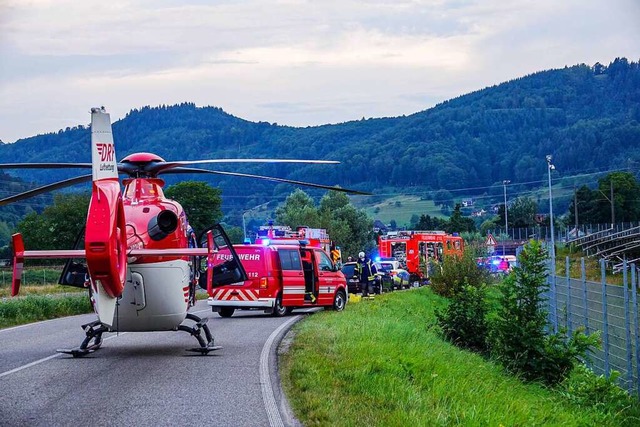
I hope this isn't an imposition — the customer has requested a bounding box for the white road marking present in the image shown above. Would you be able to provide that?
[0,315,93,334]
[0,333,125,378]
[260,315,301,427]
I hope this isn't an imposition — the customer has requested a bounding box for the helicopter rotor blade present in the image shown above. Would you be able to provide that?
[0,163,92,169]
[0,174,93,206]
[166,167,371,195]
[148,158,340,175]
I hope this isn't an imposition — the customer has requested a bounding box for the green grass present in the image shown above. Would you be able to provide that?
[358,195,445,225]
[280,288,639,426]
[0,293,92,329]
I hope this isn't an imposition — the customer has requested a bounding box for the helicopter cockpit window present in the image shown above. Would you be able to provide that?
[123,180,165,200]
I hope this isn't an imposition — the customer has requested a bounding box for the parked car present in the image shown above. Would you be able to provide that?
[341,262,360,294]
[342,261,386,294]
[377,260,411,290]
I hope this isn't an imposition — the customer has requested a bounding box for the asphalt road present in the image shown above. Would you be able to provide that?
[0,301,306,427]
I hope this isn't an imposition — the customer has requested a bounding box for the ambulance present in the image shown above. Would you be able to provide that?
[207,240,348,317]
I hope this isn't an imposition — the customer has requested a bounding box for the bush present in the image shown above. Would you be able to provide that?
[436,282,489,352]
[561,365,640,424]
[430,251,490,297]
[488,240,599,385]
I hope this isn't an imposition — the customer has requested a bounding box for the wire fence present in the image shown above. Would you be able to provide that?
[0,267,64,288]
[547,257,640,396]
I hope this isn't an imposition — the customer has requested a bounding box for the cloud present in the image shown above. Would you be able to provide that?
[0,0,639,142]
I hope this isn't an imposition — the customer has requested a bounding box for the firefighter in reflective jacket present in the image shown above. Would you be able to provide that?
[355,251,377,298]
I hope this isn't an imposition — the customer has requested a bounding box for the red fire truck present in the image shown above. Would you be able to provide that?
[378,230,464,282]
[255,224,341,263]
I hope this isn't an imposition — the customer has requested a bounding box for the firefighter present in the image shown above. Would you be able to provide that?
[330,245,342,266]
[355,251,377,298]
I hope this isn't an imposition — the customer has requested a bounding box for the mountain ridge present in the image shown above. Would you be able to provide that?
[0,58,638,216]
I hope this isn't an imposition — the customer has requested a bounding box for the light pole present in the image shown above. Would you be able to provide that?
[546,154,557,332]
[502,179,510,255]
[243,202,271,240]
[546,155,556,262]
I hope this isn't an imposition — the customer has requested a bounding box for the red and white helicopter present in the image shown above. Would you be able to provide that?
[1,107,367,356]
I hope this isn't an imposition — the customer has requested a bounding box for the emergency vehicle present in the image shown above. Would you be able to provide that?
[207,240,348,317]
[378,230,464,282]
[256,224,333,251]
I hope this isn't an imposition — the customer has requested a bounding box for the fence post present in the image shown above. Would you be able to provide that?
[582,258,589,335]
[624,260,633,392]
[632,264,640,397]
[566,256,572,336]
[601,259,610,378]
[552,255,558,334]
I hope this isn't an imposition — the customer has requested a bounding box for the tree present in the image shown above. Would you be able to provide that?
[567,185,598,225]
[508,197,537,228]
[566,172,640,225]
[164,181,222,234]
[318,191,375,258]
[17,193,90,251]
[274,190,375,259]
[224,225,245,244]
[275,189,320,228]
[433,189,454,208]
[488,240,598,385]
[596,172,640,223]
[415,214,446,230]
[446,204,476,233]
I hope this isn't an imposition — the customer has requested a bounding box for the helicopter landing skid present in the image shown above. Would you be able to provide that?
[57,320,108,358]
[180,313,220,355]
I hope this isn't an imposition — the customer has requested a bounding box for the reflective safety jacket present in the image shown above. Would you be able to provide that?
[356,258,377,282]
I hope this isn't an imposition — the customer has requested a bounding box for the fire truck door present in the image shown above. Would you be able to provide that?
[315,249,338,305]
[278,249,306,306]
[301,249,318,304]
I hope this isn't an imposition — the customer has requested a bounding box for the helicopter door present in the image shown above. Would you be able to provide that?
[197,224,248,289]
[59,227,88,287]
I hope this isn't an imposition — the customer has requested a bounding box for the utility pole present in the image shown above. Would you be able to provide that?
[598,182,615,229]
[574,186,578,231]
[610,180,615,227]
[502,180,510,256]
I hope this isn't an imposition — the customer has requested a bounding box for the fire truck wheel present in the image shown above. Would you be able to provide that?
[218,308,235,318]
[332,290,346,311]
[272,294,288,317]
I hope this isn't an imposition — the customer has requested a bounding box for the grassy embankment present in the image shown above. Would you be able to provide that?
[0,267,90,328]
[281,287,639,426]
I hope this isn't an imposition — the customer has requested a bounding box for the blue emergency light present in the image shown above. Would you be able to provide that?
[261,238,270,246]
[243,238,251,244]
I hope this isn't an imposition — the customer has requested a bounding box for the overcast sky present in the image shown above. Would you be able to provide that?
[0,0,639,143]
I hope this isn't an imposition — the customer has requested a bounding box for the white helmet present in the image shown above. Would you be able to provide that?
[358,251,365,258]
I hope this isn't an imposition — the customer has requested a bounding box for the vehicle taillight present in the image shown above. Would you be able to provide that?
[390,271,397,276]
[260,277,268,289]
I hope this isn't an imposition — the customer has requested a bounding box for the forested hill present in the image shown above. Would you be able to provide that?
[0,57,639,214]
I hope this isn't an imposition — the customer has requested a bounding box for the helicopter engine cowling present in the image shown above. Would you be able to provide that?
[148,209,179,241]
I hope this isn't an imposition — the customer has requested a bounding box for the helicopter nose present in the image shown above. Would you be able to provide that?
[148,209,179,241]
